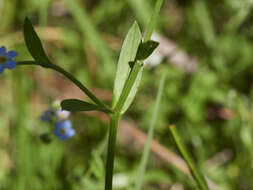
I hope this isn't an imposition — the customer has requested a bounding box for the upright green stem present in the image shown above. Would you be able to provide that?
[105,0,164,189]
[169,125,209,190]
[135,72,166,190]
[114,0,164,112]
[114,61,142,112]
[17,61,111,112]
[143,0,164,42]
[105,113,121,190]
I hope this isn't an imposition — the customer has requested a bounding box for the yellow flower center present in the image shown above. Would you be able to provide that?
[60,112,67,119]
[60,128,66,134]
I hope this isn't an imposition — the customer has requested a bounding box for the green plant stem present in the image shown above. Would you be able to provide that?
[17,61,111,112]
[115,0,165,113]
[105,113,121,190]
[105,0,164,189]
[135,71,166,190]
[114,0,165,113]
[114,61,142,112]
[115,0,164,112]
[169,125,209,190]
[143,0,164,42]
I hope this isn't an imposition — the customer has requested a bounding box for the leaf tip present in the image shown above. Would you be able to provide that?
[132,21,141,33]
[24,16,29,22]
[24,17,31,28]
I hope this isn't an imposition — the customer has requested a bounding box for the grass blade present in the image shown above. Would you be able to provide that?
[169,125,209,190]
[135,72,166,190]
[193,0,216,47]
[63,0,114,80]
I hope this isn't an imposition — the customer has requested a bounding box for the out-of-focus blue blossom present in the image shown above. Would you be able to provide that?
[53,120,75,141]
[56,109,70,120]
[0,46,18,74]
[40,109,54,122]
[40,103,75,141]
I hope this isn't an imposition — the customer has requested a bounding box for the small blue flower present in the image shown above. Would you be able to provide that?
[53,120,75,141]
[56,109,70,120]
[0,46,18,74]
[40,109,54,122]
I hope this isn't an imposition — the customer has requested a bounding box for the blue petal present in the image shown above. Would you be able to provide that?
[54,121,75,141]
[40,114,47,121]
[62,120,72,129]
[60,135,68,141]
[0,65,4,74]
[0,46,6,56]
[67,128,75,137]
[5,60,16,69]
[55,122,63,129]
[6,51,18,58]
[54,122,64,130]
[53,127,62,137]
[40,109,53,122]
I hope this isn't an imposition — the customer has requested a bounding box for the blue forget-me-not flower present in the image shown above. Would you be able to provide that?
[40,105,75,141]
[56,109,70,121]
[54,120,75,141]
[40,109,54,122]
[0,46,18,74]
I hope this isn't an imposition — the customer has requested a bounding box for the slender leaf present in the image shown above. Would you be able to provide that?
[135,72,166,190]
[120,63,143,114]
[61,99,111,113]
[129,40,159,68]
[193,0,216,48]
[112,22,142,107]
[23,17,51,66]
[136,40,159,60]
[169,125,209,190]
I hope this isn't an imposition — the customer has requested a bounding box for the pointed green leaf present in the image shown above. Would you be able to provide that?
[24,17,51,66]
[120,41,159,114]
[120,64,143,114]
[112,22,142,107]
[136,40,159,60]
[61,99,111,113]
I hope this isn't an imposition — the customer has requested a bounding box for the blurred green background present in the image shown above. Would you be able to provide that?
[1,0,253,189]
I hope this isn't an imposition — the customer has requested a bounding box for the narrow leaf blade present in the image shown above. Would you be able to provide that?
[136,40,159,60]
[112,22,142,107]
[61,99,109,113]
[23,17,50,65]
[121,62,143,114]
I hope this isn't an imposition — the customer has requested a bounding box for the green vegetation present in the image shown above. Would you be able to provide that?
[1,0,253,189]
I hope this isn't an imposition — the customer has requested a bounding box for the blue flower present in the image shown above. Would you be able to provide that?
[40,109,54,122]
[56,109,70,120]
[0,46,18,74]
[53,120,75,141]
